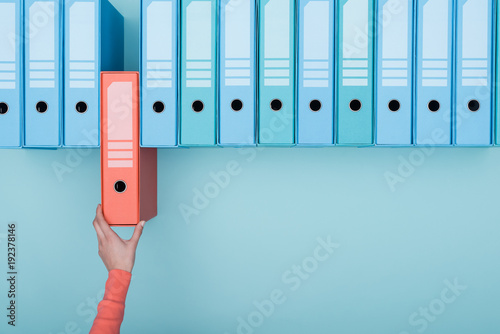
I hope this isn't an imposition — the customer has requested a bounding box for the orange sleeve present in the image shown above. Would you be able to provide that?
[89,269,132,334]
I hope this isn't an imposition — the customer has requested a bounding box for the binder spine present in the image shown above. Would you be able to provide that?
[297,0,334,145]
[63,0,100,147]
[454,0,493,146]
[375,0,413,146]
[336,0,375,146]
[258,0,296,146]
[24,0,62,147]
[141,0,178,147]
[219,0,256,146]
[415,0,453,146]
[0,0,23,148]
[180,0,217,146]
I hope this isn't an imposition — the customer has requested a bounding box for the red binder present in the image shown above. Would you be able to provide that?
[101,72,157,226]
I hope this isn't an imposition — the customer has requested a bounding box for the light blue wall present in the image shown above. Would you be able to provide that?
[1,1,500,333]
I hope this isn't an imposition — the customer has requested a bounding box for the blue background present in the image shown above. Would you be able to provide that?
[2,0,500,333]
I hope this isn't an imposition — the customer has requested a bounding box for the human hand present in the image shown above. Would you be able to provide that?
[92,204,145,273]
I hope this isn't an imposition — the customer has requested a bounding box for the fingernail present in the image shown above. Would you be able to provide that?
[140,221,145,227]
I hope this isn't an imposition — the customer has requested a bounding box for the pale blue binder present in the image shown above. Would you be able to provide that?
[454,0,493,146]
[24,0,62,148]
[219,0,256,146]
[63,0,123,148]
[141,0,178,147]
[0,0,22,148]
[375,0,414,146]
[258,0,295,146]
[336,0,374,146]
[297,0,334,145]
[415,0,453,146]
[180,0,217,146]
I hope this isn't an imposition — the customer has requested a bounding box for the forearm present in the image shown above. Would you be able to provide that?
[89,269,131,334]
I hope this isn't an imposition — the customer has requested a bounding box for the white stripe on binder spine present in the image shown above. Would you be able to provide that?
[29,61,55,70]
[304,61,328,70]
[462,60,487,68]
[264,69,289,77]
[0,63,16,71]
[382,70,407,78]
[422,70,447,78]
[30,80,55,88]
[264,60,289,68]
[225,69,251,77]
[147,71,172,79]
[226,60,251,68]
[186,71,210,79]
[382,60,408,68]
[0,72,15,80]
[343,69,368,77]
[29,71,54,79]
[0,82,15,89]
[225,78,251,86]
[303,71,328,79]
[265,78,289,86]
[186,61,211,69]
[147,61,172,70]
[70,71,95,80]
[69,62,94,70]
[186,80,211,87]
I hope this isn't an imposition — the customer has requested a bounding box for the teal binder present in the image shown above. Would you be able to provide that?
[180,0,217,146]
[336,0,374,146]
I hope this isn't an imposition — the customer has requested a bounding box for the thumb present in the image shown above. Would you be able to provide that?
[130,221,145,247]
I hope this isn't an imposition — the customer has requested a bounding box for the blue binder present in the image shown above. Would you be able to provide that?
[375,0,413,146]
[336,0,374,146]
[454,0,493,146]
[258,0,295,145]
[64,0,123,148]
[141,0,178,147]
[297,0,334,145]
[24,0,62,148]
[219,0,256,146]
[415,0,453,146]
[180,0,217,146]
[0,0,22,148]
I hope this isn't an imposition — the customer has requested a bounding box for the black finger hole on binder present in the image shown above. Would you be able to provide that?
[76,101,88,114]
[270,99,282,111]
[428,100,440,112]
[114,180,127,193]
[468,100,480,112]
[309,100,322,112]
[231,99,243,112]
[0,102,8,115]
[36,101,48,113]
[388,100,401,112]
[349,99,362,112]
[153,101,165,113]
[192,100,204,112]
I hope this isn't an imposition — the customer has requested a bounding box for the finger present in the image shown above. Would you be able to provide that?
[129,221,145,247]
[95,204,116,238]
[93,219,105,241]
